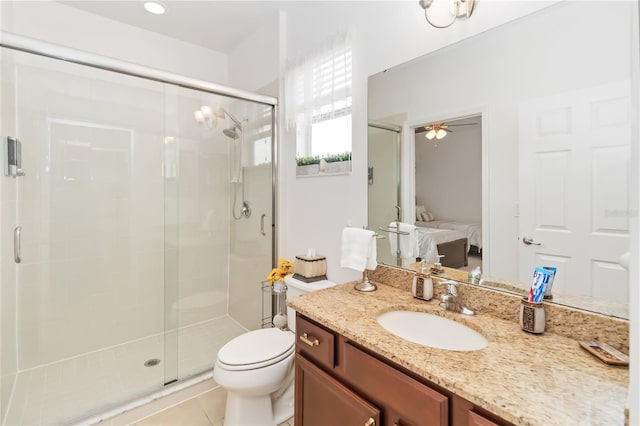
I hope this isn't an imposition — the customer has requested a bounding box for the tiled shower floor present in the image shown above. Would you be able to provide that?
[3,316,246,426]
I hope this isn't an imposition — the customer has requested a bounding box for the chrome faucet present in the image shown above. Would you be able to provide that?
[436,279,474,316]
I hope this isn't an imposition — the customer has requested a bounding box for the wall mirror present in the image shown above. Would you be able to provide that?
[367,1,637,319]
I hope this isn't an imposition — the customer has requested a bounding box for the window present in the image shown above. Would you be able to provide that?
[253,137,271,165]
[250,105,273,166]
[286,34,352,173]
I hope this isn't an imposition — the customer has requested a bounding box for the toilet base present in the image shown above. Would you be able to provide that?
[223,380,294,426]
[224,393,272,426]
[272,379,294,425]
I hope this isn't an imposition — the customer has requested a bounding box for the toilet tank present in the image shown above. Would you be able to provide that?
[284,275,336,332]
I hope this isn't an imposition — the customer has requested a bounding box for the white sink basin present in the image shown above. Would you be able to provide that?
[377,311,488,351]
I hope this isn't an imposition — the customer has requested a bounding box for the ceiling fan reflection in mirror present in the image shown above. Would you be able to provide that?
[416,121,478,140]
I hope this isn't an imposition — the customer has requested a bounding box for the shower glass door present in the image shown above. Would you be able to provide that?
[168,87,275,380]
[1,48,169,425]
[1,45,275,425]
[367,124,401,266]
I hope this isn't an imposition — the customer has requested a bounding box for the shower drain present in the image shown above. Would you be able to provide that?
[144,358,161,367]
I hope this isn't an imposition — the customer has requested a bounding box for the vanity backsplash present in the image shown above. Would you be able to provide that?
[369,264,629,353]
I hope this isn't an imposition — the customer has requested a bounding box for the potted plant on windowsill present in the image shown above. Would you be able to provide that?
[296,151,351,176]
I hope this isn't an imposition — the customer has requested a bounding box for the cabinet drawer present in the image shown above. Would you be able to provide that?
[343,342,448,426]
[296,315,335,369]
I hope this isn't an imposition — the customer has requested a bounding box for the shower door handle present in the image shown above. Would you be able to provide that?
[260,214,267,236]
[14,226,22,263]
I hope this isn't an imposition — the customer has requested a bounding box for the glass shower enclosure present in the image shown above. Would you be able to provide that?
[0,40,275,425]
[367,122,401,266]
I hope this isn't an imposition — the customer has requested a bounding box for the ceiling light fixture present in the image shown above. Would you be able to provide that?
[143,1,166,15]
[424,123,449,140]
[418,0,474,29]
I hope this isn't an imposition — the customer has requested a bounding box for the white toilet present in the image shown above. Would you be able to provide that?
[213,275,336,426]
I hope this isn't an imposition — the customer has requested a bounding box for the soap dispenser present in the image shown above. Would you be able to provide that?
[420,258,428,273]
[412,272,433,301]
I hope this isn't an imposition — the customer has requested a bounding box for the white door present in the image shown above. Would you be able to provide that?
[518,81,630,304]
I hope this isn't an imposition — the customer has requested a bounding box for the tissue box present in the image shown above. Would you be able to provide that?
[293,255,327,282]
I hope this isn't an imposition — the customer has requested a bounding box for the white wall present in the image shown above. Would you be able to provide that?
[414,125,482,223]
[0,0,228,83]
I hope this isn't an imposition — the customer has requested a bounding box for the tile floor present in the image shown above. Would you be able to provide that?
[133,387,293,426]
[4,316,246,425]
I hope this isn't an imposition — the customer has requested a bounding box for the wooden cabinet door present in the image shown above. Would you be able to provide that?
[295,354,381,426]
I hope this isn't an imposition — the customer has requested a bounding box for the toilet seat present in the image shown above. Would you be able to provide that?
[217,328,294,371]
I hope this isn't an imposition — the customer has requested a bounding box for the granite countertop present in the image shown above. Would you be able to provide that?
[289,282,629,426]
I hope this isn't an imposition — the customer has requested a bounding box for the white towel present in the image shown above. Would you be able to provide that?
[340,228,377,272]
[388,222,418,265]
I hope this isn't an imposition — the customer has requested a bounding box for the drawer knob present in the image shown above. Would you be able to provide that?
[365,418,376,426]
[299,332,319,347]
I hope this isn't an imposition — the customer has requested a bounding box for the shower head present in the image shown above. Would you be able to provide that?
[223,126,240,139]
[217,107,242,139]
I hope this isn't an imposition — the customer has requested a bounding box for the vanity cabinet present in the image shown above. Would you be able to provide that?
[295,314,511,426]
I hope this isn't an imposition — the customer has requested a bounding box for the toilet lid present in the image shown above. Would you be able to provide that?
[218,328,294,367]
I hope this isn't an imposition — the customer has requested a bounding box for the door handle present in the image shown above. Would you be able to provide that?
[14,226,22,263]
[365,418,376,426]
[260,214,267,236]
[522,236,541,246]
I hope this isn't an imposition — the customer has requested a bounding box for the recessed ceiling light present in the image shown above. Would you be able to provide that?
[143,1,166,15]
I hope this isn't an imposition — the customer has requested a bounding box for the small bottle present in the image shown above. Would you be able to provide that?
[420,258,427,273]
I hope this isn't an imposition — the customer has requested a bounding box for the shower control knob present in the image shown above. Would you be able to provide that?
[241,201,251,218]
